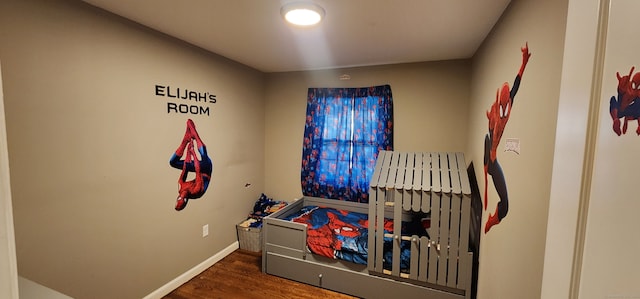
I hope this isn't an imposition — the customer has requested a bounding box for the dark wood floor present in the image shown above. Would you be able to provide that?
[163,249,359,299]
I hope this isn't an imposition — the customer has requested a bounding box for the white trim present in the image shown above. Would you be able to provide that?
[540,0,602,298]
[0,61,20,299]
[568,1,609,297]
[143,241,239,299]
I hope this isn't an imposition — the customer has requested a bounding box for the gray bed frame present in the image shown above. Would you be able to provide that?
[262,151,474,299]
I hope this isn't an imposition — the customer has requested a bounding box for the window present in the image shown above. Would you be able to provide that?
[301,85,393,202]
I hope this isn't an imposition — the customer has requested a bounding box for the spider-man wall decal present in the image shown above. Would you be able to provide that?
[483,43,531,234]
[609,66,640,136]
[169,119,213,211]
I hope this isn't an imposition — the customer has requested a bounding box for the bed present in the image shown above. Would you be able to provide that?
[262,151,475,299]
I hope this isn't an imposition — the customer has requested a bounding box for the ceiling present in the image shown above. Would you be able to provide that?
[81,0,512,73]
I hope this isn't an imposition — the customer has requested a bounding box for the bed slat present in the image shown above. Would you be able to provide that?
[458,252,473,292]
[457,194,472,290]
[392,188,402,277]
[413,152,423,190]
[412,153,423,212]
[409,235,420,280]
[367,188,376,272]
[395,152,407,190]
[431,153,441,193]
[385,152,400,189]
[422,153,432,192]
[368,151,385,271]
[448,194,462,288]
[404,152,415,190]
[449,152,462,195]
[377,151,392,190]
[456,152,471,196]
[440,153,451,194]
[375,187,385,273]
[403,190,412,213]
[404,153,415,212]
[418,236,429,282]
[421,190,430,219]
[438,192,451,286]
[421,153,432,213]
[370,150,387,189]
[427,189,440,284]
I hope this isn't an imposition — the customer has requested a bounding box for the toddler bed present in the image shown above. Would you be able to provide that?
[262,151,474,299]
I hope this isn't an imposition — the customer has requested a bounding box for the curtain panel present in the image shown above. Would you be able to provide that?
[301,85,393,202]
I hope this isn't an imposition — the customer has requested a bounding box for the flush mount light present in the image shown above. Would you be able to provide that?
[281,2,325,26]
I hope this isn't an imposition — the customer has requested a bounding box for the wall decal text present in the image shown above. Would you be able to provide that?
[155,84,217,116]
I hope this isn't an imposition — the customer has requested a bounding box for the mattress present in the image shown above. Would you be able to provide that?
[284,205,429,271]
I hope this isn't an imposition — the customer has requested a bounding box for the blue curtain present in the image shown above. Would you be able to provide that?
[301,85,393,203]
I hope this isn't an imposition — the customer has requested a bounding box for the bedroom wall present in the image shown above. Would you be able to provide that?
[263,61,472,201]
[0,0,265,298]
[466,0,568,298]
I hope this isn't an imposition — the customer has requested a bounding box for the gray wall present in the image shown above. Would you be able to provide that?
[466,0,568,298]
[264,61,472,201]
[0,0,265,298]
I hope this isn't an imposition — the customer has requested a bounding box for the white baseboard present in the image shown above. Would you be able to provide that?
[143,241,239,299]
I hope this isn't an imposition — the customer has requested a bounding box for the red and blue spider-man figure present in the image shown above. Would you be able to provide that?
[169,119,213,211]
[609,66,640,136]
[484,43,531,234]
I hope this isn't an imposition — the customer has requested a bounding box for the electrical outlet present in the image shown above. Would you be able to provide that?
[202,224,209,237]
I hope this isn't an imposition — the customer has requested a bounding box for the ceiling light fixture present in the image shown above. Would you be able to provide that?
[281,2,325,26]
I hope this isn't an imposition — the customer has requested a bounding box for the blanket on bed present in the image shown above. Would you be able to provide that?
[285,206,428,270]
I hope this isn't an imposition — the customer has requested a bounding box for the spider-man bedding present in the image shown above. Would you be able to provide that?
[284,206,429,270]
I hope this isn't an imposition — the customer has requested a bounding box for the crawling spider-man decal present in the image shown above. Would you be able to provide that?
[609,66,640,135]
[169,119,213,211]
[484,43,531,234]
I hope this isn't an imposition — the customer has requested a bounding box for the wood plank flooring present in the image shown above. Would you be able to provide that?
[163,249,359,299]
